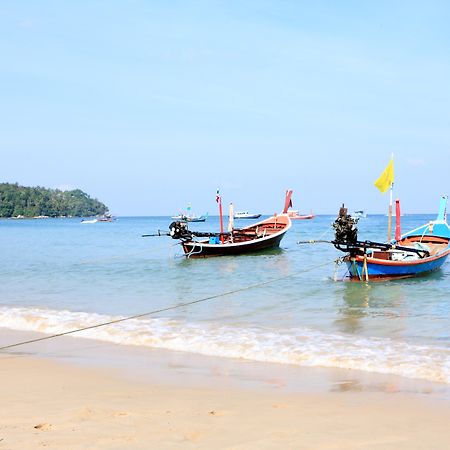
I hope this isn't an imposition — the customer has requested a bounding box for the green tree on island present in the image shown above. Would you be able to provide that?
[0,183,109,218]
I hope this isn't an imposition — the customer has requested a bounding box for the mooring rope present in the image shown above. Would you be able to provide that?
[297,223,334,245]
[0,259,336,352]
[297,239,332,244]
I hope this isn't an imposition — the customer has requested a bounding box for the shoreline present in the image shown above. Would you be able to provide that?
[1,329,450,448]
[2,328,450,397]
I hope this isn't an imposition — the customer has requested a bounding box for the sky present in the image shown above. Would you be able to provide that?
[0,0,449,215]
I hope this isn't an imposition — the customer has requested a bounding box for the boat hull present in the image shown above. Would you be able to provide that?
[181,214,291,258]
[182,232,286,257]
[185,217,206,222]
[345,249,450,280]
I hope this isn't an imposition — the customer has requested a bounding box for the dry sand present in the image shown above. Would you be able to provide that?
[1,348,450,450]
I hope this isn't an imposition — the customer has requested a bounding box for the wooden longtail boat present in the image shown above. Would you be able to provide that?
[176,214,291,258]
[333,196,450,280]
[340,235,450,280]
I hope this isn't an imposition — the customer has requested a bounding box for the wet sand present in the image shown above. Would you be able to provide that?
[1,329,449,449]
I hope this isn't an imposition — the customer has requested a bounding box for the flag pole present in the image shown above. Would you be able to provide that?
[387,153,394,242]
[374,153,395,240]
[387,182,393,241]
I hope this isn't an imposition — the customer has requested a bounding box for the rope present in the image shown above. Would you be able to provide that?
[186,241,203,258]
[297,223,334,245]
[316,223,334,240]
[0,259,336,352]
[297,239,332,244]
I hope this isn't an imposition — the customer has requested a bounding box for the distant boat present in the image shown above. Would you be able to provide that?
[81,213,114,223]
[172,204,208,222]
[283,190,315,220]
[185,214,208,222]
[98,213,114,222]
[353,210,367,219]
[333,197,450,280]
[286,210,315,220]
[171,213,208,222]
[234,211,262,219]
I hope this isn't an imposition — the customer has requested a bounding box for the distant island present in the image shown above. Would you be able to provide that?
[0,183,109,218]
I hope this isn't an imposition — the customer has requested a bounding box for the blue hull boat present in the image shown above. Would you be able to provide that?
[335,196,450,281]
[344,236,450,280]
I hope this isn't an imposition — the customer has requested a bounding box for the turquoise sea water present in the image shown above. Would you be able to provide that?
[1,215,449,383]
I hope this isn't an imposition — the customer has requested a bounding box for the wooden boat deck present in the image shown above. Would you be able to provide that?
[223,222,287,243]
[401,236,448,254]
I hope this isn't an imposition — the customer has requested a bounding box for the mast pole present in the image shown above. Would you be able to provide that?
[387,182,393,241]
[219,197,224,242]
[395,198,401,241]
[227,202,234,232]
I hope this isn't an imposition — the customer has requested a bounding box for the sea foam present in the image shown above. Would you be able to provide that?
[1,306,449,384]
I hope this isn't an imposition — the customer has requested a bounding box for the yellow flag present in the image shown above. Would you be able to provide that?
[374,158,394,193]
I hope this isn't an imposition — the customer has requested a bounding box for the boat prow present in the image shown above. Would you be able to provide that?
[283,190,315,219]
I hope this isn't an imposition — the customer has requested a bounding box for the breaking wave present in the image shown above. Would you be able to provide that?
[1,306,449,384]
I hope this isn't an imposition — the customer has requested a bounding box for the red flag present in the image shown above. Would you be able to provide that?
[216,189,220,203]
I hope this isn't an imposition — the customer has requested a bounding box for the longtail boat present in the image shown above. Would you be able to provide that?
[333,196,450,281]
[173,213,291,258]
[166,191,292,258]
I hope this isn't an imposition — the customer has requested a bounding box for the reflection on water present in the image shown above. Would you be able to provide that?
[334,281,410,336]
[335,283,371,334]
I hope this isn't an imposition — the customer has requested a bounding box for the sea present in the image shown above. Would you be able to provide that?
[1,215,449,385]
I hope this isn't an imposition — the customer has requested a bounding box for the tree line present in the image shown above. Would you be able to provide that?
[0,183,109,218]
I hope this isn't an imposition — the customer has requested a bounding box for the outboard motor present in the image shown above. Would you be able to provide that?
[332,204,359,245]
[168,221,192,240]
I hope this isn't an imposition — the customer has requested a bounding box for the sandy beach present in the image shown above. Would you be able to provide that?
[1,330,449,450]
[3,0,450,448]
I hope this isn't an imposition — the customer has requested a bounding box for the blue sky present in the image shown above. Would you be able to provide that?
[1,1,449,215]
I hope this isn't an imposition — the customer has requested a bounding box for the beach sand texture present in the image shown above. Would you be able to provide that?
[1,354,449,450]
